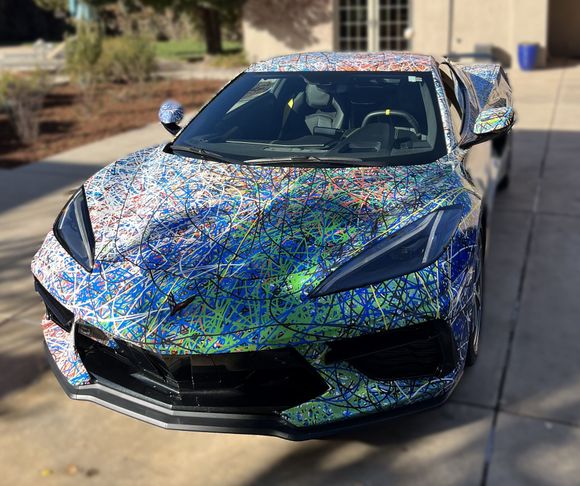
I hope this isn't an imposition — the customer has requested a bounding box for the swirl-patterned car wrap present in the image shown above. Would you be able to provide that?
[31,51,512,434]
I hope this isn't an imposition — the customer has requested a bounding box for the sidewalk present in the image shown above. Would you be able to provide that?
[0,43,63,72]
[158,58,243,81]
[1,64,580,485]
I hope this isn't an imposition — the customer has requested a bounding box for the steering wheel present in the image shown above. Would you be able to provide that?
[361,109,421,133]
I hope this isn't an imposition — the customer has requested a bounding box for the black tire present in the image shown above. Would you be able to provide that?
[497,171,510,191]
[466,232,484,367]
[497,143,512,191]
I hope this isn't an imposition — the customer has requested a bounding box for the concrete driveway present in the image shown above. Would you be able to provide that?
[1,64,580,485]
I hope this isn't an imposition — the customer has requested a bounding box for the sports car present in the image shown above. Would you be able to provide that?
[32,51,514,440]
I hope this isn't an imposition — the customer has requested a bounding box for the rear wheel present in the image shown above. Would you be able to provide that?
[497,155,511,190]
[466,232,484,367]
[497,135,512,191]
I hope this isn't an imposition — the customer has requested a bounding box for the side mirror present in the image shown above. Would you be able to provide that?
[158,100,184,135]
[473,106,514,136]
[460,106,514,149]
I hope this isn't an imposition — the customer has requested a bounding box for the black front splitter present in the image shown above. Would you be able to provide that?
[48,346,458,441]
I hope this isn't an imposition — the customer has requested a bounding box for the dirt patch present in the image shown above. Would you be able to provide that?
[0,79,224,168]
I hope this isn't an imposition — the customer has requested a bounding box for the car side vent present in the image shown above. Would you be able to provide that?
[325,320,457,381]
[34,279,74,332]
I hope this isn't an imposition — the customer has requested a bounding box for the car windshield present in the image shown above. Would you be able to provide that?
[172,71,447,167]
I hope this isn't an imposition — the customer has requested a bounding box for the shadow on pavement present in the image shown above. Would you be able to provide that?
[0,346,48,403]
[0,160,104,215]
[0,235,47,316]
[239,402,490,485]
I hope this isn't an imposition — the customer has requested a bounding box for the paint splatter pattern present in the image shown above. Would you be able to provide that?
[32,146,478,427]
[42,318,90,386]
[248,51,433,73]
[31,51,506,428]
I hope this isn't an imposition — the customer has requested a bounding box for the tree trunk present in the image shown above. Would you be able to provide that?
[201,7,222,55]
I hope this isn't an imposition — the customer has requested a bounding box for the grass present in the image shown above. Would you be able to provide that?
[155,39,242,61]
[207,51,248,68]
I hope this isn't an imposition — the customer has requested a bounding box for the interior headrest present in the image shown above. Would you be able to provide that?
[305,84,331,108]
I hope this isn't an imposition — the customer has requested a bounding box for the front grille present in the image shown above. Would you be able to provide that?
[76,330,328,413]
[34,279,74,332]
[325,320,457,381]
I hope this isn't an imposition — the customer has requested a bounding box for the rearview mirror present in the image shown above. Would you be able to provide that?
[473,106,514,136]
[158,100,184,135]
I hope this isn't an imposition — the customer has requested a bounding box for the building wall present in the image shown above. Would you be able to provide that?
[243,0,551,68]
[411,0,549,68]
[452,0,511,58]
[512,0,550,66]
[242,0,335,62]
[408,0,449,55]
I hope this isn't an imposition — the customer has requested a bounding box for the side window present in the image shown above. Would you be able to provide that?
[439,63,463,140]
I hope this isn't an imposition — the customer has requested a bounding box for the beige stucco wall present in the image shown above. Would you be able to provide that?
[512,0,550,66]
[409,0,450,55]
[452,0,511,57]
[242,0,335,62]
[243,0,551,68]
[411,0,549,68]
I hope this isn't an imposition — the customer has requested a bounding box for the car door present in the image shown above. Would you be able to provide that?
[439,63,495,202]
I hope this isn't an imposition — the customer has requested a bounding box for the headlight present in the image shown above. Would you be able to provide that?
[53,187,95,272]
[310,206,463,297]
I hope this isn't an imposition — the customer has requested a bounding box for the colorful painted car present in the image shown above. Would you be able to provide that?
[32,51,514,439]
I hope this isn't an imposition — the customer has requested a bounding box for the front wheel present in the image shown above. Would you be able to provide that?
[466,233,484,367]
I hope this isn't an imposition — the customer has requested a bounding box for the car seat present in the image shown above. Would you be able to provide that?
[302,84,344,133]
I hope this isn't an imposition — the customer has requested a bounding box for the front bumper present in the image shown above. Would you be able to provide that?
[47,346,457,440]
[33,218,477,432]
[41,309,464,439]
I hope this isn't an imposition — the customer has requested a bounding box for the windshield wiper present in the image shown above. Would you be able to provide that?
[171,148,369,167]
[244,155,367,167]
[171,145,233,164]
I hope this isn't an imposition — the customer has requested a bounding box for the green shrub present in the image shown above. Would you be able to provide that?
[65,23,103,90]
[0,70,49,145]
[98,36,157,83]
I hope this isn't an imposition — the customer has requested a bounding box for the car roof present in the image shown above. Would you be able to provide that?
[247,51,435,73]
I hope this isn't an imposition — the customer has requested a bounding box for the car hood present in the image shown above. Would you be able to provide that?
[87,144,459,287]
[35,145,467,352]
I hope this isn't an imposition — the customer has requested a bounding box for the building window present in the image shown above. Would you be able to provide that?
[338,0,410,52]
[378,0,409,51]
[338,0,369,51]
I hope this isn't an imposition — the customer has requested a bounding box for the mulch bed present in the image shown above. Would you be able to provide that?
[0,79,224,168]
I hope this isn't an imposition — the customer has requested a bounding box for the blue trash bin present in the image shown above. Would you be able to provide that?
[518,43,539,71]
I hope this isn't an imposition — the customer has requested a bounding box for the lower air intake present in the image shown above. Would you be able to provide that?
[325,319,457,381]
[76,328,328,413]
